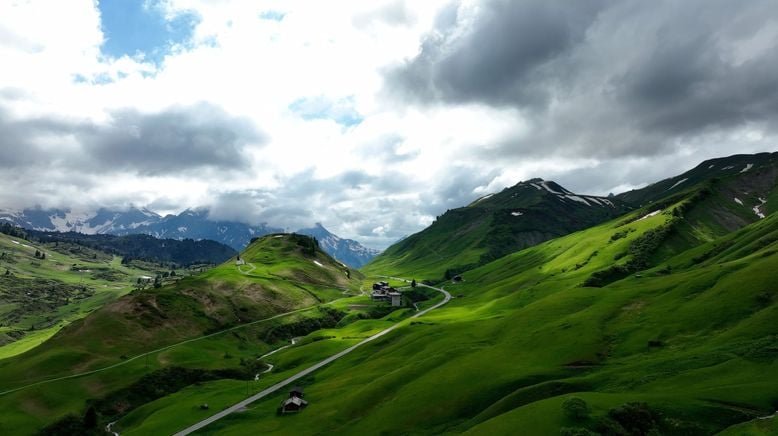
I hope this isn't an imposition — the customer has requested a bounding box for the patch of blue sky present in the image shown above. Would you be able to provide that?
[259,10,286,21]
[289,96,364,127]
[97,0,199,64]
[73,72,115,85]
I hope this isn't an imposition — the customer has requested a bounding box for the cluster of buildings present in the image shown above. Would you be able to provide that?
[371,281,403,307]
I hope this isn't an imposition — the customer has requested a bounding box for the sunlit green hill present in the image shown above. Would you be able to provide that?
[364,179,629,280]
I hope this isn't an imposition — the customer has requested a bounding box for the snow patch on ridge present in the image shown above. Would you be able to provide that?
[587,197,603,206]
[636,209,663,222]
[667,178,688,191]
[313,260,324,267]
[600,198,615,207]
[740,163,753,173]
[540,181,563,195]
[511,211,524,216]
[734,198,743,205]
[753,198,767,219]
[472,193,494,204]
[564,195,591,206]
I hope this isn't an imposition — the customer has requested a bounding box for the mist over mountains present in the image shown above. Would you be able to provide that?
[0,206,380,268]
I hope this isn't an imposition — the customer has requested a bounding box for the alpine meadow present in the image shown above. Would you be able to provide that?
[1,1,777,435]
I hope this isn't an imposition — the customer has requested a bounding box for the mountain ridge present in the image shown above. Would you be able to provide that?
[0,207,379,268]
[363,178,631,279]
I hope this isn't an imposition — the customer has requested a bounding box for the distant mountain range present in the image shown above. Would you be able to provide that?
[297,223,381,268]
[0,207,380,268]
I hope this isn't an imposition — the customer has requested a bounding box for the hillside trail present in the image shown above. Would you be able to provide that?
[0,303,343,396]
[237,262,256,275]
[173,278,451,436]
[253,337,302,379]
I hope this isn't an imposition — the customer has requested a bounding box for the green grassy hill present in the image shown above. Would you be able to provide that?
[0,231,160,360]
[363,179,629,280]
[0,233,367,434]
[2,155,776,435]
[171,192,777,435]
[616,152,777,207]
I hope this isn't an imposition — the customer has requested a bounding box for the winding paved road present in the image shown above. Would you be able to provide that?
[173,279,451,436]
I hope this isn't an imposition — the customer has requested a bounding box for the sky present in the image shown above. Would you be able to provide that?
[0,0,777,249]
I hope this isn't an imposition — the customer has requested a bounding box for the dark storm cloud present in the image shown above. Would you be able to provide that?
[617,10,778,136]
[79,102,264,176]
[387,0,612,107]
[387,0,778,163]
[0,108,71,168]
[0,102,264,175]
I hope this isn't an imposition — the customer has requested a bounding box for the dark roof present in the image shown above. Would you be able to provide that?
[290,386,304,393]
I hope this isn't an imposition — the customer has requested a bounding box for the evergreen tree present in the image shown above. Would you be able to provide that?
[83,406,97,429]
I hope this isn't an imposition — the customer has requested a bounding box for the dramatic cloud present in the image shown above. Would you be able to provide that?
[78,103,264,176]
[0,0,776,248]
[387,0,778,165]
[0,103,262,175]
[387,0,611,108]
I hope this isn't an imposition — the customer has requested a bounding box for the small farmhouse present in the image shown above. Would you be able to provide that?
[279,386,308,414]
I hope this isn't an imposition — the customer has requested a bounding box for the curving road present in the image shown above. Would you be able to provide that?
[173,278,451,436]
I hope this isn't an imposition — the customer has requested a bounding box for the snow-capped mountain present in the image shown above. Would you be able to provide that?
[0,206,162,234]
[0,207,380,268]
[110,208,283,251]
[298,223,381,268]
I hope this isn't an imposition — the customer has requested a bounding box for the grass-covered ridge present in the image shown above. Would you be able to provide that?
[0,233,365,434]
[178,202,778,435]
[0,231,160,360]
[363,179,629,281]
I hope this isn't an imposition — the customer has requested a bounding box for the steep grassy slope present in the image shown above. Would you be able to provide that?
[0,233,364,434]
[0,231,158,359]
[169,197,778,435]
[616,154,778,270]
[617,152,777,207]
[364,179,629,280]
